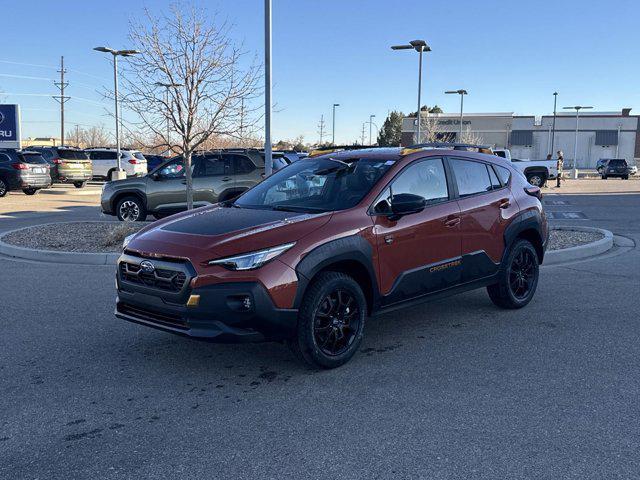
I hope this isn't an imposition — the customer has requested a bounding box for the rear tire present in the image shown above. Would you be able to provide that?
[22,188,38,195]
[73,181,87,188]
[116,195,146,222]
[107,169,116,181]
[623,175,629,180]
[487,239,539,309]
[0,178,8,197]
[287,271,366,369]
[602,175,607,180]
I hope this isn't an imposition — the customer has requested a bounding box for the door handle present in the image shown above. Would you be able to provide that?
[221,177,232,182]
[499,199,511,209]
[384,234,394,245]
[181,180,187,184]
[444,216,460,227]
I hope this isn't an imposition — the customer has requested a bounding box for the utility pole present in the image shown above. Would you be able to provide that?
[317,114,326,144]
[75,124,80,147]
[332,103,340,145]
[550,92,558,156]
[361,123,366,145]
[264,0,273,176]
[53,56,70,146]
[240,97,245,142]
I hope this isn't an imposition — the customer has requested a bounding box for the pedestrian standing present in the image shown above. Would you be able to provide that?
[556,150,564,188]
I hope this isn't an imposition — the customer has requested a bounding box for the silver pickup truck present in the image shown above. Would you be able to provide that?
[494,149,558,187]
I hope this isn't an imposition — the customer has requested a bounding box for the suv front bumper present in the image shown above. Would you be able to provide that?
[116,281,298,342]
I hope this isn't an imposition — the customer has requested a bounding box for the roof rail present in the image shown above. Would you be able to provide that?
[403,142,494,155]
[308,145,381,157]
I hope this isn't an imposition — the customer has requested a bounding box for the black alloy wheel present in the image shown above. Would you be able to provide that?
[508,248,536,300]
[313,289,361,357]
[0,179,8,197]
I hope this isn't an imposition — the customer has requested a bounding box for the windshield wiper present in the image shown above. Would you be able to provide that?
[272,204,327,213]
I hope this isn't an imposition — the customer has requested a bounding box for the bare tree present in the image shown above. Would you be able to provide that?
[459,126,485,145]
[82,125,112,148]
[121,3,261,209]
[418,113,441,143]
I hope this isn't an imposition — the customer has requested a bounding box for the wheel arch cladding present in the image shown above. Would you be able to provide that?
[504,210,545,264]
[294,234,379,314]
[114,190,146,211]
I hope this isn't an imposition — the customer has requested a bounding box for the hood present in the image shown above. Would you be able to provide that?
[126,204,331,264]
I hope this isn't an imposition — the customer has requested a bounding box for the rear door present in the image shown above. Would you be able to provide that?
[192,153,230,205]
[448,157,518,282]
[227,154,259,193]
[372,157,462,305]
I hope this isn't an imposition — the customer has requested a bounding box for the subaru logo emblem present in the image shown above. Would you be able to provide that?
[140,260,155,273]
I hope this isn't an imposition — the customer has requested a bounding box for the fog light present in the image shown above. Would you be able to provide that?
[186,295,200,307]
[242,296,252,310]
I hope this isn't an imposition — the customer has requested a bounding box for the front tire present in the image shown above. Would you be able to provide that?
[73,181,87,188]
[22,188,38,195]
[602,175,607,180]
[288,272,366,369]
[487,239,539,309]
[116,196,146,222]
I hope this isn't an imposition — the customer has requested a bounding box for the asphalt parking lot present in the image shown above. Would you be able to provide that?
[1,180,639,479]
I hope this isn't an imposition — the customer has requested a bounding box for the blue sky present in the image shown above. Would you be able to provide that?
[1,0,639,144]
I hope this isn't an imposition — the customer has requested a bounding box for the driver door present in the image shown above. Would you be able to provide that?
[372,157,462,306]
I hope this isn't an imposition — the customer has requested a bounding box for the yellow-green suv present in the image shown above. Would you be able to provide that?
[24,146,93,188]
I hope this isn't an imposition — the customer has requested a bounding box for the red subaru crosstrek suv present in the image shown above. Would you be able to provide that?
[116,144,548,368]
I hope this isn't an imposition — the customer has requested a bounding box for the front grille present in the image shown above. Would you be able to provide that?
[118,302,187,329]
[119,262,187,292]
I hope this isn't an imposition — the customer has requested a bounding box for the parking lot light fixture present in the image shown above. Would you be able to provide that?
[391,39,431,143]
[155,82,184,151]
[445,89,468,141]
[94,46,140,177]
[563,105,593,179]
[332,103,340,145]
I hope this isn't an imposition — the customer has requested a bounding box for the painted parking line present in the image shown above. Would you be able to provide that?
[544,200,570,206]
[547,211,588,220]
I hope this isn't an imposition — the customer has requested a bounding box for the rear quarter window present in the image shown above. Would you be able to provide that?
[494,165,512,185]
[59,149,89,160]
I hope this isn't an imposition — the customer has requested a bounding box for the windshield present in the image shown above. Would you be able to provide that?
[234,157,394,212]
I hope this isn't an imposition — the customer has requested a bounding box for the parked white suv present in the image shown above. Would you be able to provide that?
[85,148,148,180]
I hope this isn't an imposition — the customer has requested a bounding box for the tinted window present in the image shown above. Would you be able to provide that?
[374,158,448,214]
[236,157,393,213]
[451,159,492,197]
[19,153,47,164]
[494,165,511,185]
[609,159,627,167]
[158,157,187,178]
[488,165,502,189]
[226,154,255,174]
[195,155,228,176]
[133,152,146,160]
[58,149,88,160]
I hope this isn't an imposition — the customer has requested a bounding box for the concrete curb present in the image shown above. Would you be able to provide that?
[0,221,121,265]
[40,188,102,196]
[545,226,614,265]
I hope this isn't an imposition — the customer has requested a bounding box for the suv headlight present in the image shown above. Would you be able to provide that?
[122,233,136,250]
[208,242,295,270]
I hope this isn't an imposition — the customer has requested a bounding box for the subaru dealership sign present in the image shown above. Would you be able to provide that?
[0,104,21,149]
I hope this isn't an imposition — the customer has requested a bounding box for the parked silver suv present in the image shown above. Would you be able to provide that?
[85,148,148,180]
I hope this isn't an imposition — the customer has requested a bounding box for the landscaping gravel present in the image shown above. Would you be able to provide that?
[548,228,604,251]
[1,222,145,253]
[2,222,604,254]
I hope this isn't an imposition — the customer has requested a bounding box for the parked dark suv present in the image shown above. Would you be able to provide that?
[115,144,548,368]
[101,149,272,221]
[24,146,92,188]
[600,159,631,180]
[0,149,52,196]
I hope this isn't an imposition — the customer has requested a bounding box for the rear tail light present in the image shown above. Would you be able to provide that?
[524,186,542,200]
[53,158,63,165]
[128,159,139,164]
[11,163,28,170]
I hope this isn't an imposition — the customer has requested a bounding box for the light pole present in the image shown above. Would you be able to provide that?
[264,0,273,176]
[391,39,431,144]
[563,105,593,179]
[94,46,139,180]
[368,114,376,145]
[155,82,183,153]
[550,92,558,156]
[445,89,467,141]
[332,103,340,145]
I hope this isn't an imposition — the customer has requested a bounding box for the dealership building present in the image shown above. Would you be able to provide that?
[401,109,640,168]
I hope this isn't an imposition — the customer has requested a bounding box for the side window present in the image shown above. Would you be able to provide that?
[195,155,227,177]
[158,157,186,179]
[487,164,502,189]
[373,158,448,214]
[0,153,11,163]
[494,165,511,185]
[227,154,255,175]
[450,159,492,197]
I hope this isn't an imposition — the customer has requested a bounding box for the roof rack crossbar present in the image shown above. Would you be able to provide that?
[407,142,492,151]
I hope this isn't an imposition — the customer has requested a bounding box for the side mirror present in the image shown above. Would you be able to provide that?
[390,193,426,219]
[150,172,160,181]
